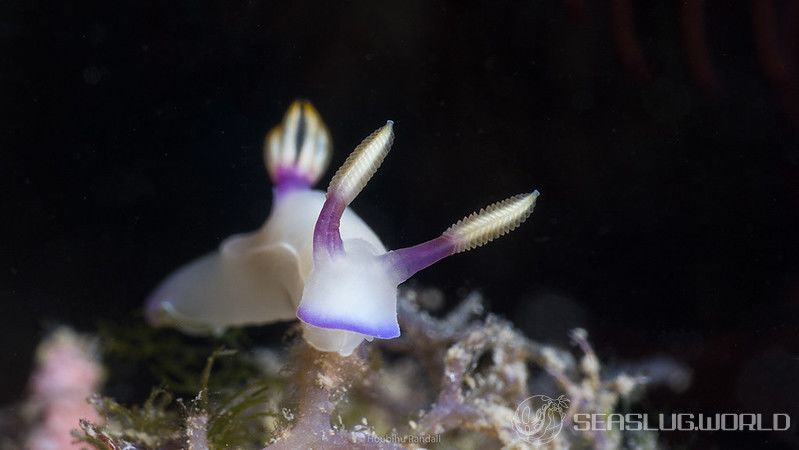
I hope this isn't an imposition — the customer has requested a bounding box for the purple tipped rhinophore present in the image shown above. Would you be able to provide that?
[310,121,395,264]
[383,235,458,284]
[312,194,347,261]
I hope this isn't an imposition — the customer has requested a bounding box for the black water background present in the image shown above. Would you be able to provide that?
[2,2,798,448]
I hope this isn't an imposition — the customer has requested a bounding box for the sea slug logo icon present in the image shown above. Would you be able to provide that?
[512,394,570,445]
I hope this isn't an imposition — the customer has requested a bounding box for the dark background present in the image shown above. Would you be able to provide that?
[2,1,798,448]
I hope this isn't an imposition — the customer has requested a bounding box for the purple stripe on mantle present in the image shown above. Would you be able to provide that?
[297,305,400,339]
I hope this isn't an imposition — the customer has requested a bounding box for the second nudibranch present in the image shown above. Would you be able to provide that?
[146,101,539,356]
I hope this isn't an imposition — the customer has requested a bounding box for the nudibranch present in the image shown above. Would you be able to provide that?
[146,100,539,356]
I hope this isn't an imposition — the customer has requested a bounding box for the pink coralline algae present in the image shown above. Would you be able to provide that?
[24,327,105,450]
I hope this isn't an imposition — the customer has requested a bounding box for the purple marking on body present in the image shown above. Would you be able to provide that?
[296,305,400,339]
[383,235,457,284]
[143,295,166,325]
[273,167,313,198]
[312,193,346,260]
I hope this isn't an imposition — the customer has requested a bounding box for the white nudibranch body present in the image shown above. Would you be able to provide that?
[146,100,539,356]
